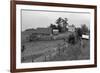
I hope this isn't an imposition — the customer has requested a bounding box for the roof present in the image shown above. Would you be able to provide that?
[36,28,52,34]
[21,29,36,38]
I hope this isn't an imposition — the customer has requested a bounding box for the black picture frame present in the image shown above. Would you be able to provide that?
[11,0,97,73]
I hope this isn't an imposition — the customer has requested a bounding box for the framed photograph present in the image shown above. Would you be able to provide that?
[11,0,97,72]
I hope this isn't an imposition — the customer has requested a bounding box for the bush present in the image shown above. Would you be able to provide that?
[21,45,25,52]
[81,24,89,35]
[68,34,75,44]
[29,34,38,42]
[76,28,82,39]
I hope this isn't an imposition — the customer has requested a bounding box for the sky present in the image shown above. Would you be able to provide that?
[21,9,90,31]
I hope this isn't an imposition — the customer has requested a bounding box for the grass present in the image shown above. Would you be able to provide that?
[49,39,90,61]
[21,40,64,57]
[21,31,90,63]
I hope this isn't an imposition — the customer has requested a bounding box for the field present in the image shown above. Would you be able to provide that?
[21,36,90,62]
[21,39,65,62]
[50,39,90,61]
[21,40,64,57]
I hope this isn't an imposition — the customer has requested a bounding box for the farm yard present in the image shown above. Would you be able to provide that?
[21,31,90,63]
[21,40,64,57]
[49,39,90,61]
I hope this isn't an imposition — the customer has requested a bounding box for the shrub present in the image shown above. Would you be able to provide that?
[29,34,38,42]
[21,45,25,52]
[76,28,82,40]
[68,34,75,44]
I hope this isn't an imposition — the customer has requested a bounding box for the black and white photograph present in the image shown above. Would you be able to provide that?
[10,1,97,72]
[21,9,90,63]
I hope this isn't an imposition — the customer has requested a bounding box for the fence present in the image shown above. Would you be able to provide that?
[21,43,68,63]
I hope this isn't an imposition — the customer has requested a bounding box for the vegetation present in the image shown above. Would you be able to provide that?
[49,17,69,33]
[21,17,90,62]
[68,34,76,44]
[56,17,68,32]
[29,34,38,42]
[50,24,57,29]
[81,24,89,35]
[21,45,25,53]
[76,28,82,39]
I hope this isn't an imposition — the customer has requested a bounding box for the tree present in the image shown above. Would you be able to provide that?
[56,17,68,32]
[57,24,62,32]
[50,24,57,29]
[63,18,68,27]
[56,17,62,25]
[76,28,82,39]
[72,24,75,27]
[68,34,75,44]
[81,24,89,34]
[56,17,63,32]
[62,18,68,32]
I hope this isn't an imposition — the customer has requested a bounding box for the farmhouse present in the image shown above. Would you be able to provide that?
[28,28,53,41]
[22,27,54,42]
[68,25,75,32]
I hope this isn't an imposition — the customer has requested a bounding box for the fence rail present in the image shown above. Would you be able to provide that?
[21,43,68,63]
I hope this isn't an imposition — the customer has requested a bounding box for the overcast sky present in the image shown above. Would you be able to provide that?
[21,10,90,31]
